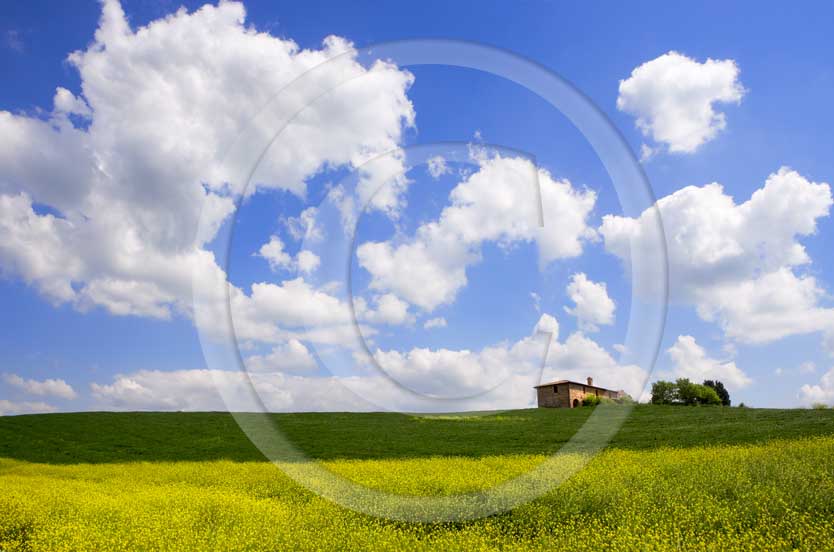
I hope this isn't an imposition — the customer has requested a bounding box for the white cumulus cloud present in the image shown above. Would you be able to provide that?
[89,313,646,412]
[617,51,745,153]
[798,367,834,407]
[358,293,413,326]
[2,373,78,399]
[0,400,57,416]
[601,167,834,345]
[0,0,414,323]
[564,273,615,332]
[257,235,321,275]
[243,339,318,374]
[426,155,449,179]
[357,152,597,311]
[257,235,294,271]
[296,250,321,274]
[664,335,752,390]
[423,317,447,330]
[285,207,325,243]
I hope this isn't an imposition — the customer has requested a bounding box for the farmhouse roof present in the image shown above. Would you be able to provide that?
[533,379,617,392]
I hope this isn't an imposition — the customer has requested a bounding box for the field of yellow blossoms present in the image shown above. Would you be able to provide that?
[2,429,833,551]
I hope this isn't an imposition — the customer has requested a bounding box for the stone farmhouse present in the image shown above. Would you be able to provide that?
[535,377,622,408]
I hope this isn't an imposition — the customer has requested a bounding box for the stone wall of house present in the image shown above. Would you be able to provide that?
[538,383,621,408]
[536,383,572,408]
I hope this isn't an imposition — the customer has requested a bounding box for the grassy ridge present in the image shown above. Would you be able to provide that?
[1,406,834,551]
[2,406,834,463]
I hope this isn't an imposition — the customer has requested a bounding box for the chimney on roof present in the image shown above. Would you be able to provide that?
[587,376,593,386]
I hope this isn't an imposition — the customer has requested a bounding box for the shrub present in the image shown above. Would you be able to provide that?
[695,384,722,406]
[582,394,601,407]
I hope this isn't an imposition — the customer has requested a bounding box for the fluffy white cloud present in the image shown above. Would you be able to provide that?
[798,368,834,407]
[354,149,412,216]
[372,345,516,398]
[0,0,413,323]
[2,373,78,399]
[208,275,409,350]
[423,317,447,330]
[542,332,646,398]
[368,313,642,401]
[89,369,286,411]
[285,207,325,243]
[357,153,597,310]
[639,143,657,163]
[564,273,615,332]
[534,313,559,338]
[257,236,294,271]
[664,335,752,389]
[230,277,352,339]
[155,260,364,352]
[256,236,321,275]
[0,0,422,384]
[601,167,834,345]
[243,339,318,373]
[0,400,57,416]
[296,250,321,274]
[89,313,646,412]
[617,51,745,153]
[88,367,395,412]
[695,268,834,344]
[53,86,91,118]
[357,293,413,326]
[357,235,472,312]
[426,155,449,179]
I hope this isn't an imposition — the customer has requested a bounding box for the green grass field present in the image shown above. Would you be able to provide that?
[2,406,833,551]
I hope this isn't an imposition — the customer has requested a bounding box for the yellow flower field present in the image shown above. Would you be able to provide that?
[2,435,833,551]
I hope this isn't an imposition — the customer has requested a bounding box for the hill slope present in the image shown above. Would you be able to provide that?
[2,405,834,463]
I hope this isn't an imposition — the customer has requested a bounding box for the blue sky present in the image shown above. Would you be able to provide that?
[1,0,833,413]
